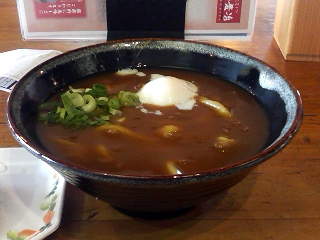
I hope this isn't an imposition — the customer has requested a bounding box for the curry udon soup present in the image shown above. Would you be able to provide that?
[36,68,270,176]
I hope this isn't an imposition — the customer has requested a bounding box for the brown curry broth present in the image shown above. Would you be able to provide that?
[36,68,270,176]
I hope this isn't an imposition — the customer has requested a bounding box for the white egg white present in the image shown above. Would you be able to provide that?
[137,76,198,110]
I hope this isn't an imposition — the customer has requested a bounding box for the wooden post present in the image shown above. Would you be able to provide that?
[274,0,320,62]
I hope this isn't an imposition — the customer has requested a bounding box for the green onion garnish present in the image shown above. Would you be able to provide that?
[37,84,141,130]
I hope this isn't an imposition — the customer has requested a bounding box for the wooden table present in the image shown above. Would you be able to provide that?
[1,1,320,239]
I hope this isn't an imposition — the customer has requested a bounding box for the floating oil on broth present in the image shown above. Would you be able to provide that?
[36,68,270,176]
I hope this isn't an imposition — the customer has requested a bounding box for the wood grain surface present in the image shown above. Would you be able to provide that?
[1,0,320,239]
[274,0,320,62]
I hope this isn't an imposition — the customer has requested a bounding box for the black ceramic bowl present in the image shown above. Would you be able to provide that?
[6,40,303,213]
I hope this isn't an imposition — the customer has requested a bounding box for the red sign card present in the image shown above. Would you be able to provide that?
[34,0,86,18]
[216,0,242,23]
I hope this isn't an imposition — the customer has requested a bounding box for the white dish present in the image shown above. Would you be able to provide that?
[0,147,66,240]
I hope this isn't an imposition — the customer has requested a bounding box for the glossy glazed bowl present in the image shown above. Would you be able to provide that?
[6,40,303,213]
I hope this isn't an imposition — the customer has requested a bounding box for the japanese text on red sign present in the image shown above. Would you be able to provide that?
[216,0,242,23]
[34,0,86,18]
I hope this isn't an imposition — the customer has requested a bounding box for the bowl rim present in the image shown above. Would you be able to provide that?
[6,39,304,181]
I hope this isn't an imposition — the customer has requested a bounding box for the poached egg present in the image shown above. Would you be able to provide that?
[137,75,198,110]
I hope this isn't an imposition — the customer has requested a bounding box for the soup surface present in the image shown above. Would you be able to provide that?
[36,68,270,176]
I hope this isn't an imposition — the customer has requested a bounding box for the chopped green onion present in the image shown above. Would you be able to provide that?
[108,98,121,110]
[92,84,107,97]
[57,107,66,119]
[69,86,85,93]
[96,97,109,106]
[100,115,110,121]
[81,95,96,113]
[109,108,122,116]
[118,91,141,106]
[38,101,62,111]
[98,96,108,101]
[68,92,85,107]
[37,83,141,130]
[61,93,81,117]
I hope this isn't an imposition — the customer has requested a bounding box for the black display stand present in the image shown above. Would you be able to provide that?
[106,0,187,40]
